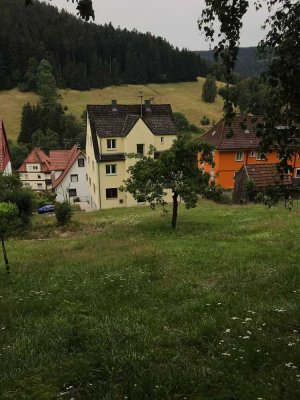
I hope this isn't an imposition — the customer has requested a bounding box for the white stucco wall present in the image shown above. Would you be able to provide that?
[3,161,12,175]
[55,155,89,203]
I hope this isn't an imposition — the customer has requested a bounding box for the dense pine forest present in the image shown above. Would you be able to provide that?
[0,0,208,91]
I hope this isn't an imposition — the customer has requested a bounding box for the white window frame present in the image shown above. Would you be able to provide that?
[235,151,244,162]
[37,183,43,189]
[250,151,256,158]
[295,168,300,178]
[256,153,265,161]
[105,164,117,175]
[71,174,78,182]
[107,139,116,150]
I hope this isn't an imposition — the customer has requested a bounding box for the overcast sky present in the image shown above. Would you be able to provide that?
[47,0,269,51]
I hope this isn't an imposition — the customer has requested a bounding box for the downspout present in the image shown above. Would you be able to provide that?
[98,139,102,210]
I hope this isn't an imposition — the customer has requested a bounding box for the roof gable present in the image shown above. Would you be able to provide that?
[52,145,83,188]
[0,117,11,172]
[18,147,51,173]
[202,115,264,150]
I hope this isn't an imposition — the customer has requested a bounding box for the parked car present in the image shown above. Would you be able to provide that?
[38,204,55,214]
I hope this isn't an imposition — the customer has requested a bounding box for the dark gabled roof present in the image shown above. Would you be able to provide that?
[243,163,292,188]
[202,115,264,150]
[18,148,51,173]
[87,104,178,138]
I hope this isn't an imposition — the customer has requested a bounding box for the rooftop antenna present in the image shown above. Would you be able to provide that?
[137,91,143,117]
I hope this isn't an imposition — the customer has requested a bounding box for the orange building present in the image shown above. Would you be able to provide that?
[200,115,300,189]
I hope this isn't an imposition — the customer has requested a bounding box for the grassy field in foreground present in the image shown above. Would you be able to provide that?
[0,201,300,399]
[0,78,225,142]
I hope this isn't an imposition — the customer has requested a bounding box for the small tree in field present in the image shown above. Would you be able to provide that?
[55,201,73,226]
[122,136,214,229]
[0,203,18,274]
[202,75,217,103]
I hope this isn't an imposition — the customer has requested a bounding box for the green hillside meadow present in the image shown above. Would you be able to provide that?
[0,201,299,399]
[0,78,225,142]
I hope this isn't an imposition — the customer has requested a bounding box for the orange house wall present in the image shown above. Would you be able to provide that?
[200,150,300,189]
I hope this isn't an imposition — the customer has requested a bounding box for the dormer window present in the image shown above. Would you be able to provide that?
[256,153,265,161]
[107,139,116,150]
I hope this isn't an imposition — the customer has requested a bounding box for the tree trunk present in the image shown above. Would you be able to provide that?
[171,193,178,229]
[1,236,9,274]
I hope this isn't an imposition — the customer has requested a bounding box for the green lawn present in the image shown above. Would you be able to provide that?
[0,78,225,142]
[0,201,299,399]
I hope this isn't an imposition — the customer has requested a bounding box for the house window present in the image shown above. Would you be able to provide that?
[71,174,78,182]
[45,179,52,186]
[25,174,29,179]
[37,183,42,189]
[161,137,164,144]
[69,189,77,196]
[136,144,144,156]
[107,139,116,150]
[236,151,244,161]
[78,158,85,167]
[106,188,118,199]
[256,153,265,161]
[250,151,256,158]
[33,166,38,170]
[295,169,300,178]
[37,174,41,179]
[106,164,117,175]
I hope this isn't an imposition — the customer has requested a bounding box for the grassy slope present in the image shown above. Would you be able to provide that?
[0,78,225,142]
[0,201,299,399]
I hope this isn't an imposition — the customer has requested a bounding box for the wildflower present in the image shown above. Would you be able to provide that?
[242,336,250,339]
[246,331,252,335]
[231,317,239,320]
[244,318,252,322]
[221,352,231,356]
[288,342,295,346]
[225,329,231,333]
[217,302,222,305]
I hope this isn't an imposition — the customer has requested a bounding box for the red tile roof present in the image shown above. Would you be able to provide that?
[244,163,292,188]
[18,148,51,173]
[52,145,82,189]
[49,149,73,170]
[0,117,11,173]
[202,115,264,150]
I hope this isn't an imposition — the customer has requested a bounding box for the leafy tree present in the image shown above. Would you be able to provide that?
[8,140,30,171]
[202,75,217,103]
[36,59,58,106]
[173,112,200,134]
[122,136,214,229]
[0,202,18,273]
[199,0,300,171]
[31,129,61,153]
[0,174,35,225]
[25,0,95,21]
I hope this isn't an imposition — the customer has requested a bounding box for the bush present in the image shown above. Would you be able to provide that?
[55,201,73,226]
[246,179,256,202]
[254,192,264,203]
[200,116,210,126]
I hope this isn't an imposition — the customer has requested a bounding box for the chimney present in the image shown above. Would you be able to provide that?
[145,99,151,112]
[112,99,118,112]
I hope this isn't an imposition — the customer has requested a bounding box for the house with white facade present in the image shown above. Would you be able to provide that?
[19,145,88,202]
[0,117,12,175]
[18,148,52,191]
[51,145,88,203]
[86,100,178,209]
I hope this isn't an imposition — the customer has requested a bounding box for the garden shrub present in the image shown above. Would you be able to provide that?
[55,201,73,226]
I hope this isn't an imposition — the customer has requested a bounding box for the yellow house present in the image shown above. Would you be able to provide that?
[86,100,178,209]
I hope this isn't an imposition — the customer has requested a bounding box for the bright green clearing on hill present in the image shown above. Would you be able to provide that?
[0,201,299,399]
[0,78,225,142]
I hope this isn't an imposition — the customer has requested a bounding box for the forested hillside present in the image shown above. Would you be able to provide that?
[0,0,208,91]
[196,47,267,77]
